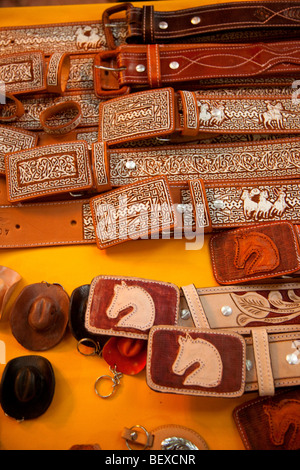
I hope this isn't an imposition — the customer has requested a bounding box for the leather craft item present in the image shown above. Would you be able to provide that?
[89,176,177,250]
[0,51,70,95]
[0,355,55,421]
[122,424,209,450]
[101,135,300,186]
[233,387,300,450]
[0,125,38,175]
[9,282,70,351]
[0,93,25,123]
[147,325,300,397]
[179,281,300,335]
[5,141,95,202]
[98,87,300,146]
[95,41,300,96]
[209,221,300,284]
[121,2,300,45]
[84,275,180,340]
[146,325,246,398]
[39,101,82,135]
[0,265,21,319]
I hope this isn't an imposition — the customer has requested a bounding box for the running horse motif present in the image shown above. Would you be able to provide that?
[106,281,155,330]
[263,399,300,450]
[172,333,223,388]
[234,231,280,275]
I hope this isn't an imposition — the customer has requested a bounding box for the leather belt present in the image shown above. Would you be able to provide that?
[0,51,70,95]
[0,125,37,174]
[118,1,300,46]
[94,41,300,96]
[98,87,300,145]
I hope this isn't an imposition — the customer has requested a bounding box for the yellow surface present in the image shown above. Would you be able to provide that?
[0,0,258,451]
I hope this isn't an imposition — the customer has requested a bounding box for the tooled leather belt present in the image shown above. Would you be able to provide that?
[2,3,300,252]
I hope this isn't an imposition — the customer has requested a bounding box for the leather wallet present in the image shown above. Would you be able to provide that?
[146,325,246,398]
[233,387,300,450]
[84,275,180,339]
[210,221,300,284]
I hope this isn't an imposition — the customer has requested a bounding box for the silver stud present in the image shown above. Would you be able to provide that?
[159,21,168,30]
[246,359,253,371]
[169,61,179,70]
[213,199,225,209]
[130,431,138,441]
[221,305,232,316]
[136,64,145,73]
[177,204,187,213]
[191,16,201,25]
[125,160,136,170]
[180,309,190,320]
[286,353,300,365]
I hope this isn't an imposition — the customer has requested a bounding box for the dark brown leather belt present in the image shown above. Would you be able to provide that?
[103,1,300,49]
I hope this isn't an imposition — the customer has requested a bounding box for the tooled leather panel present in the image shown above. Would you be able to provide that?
[210,221,300,284]
[147,326,245,397]
[84,276,180,338]
[233,388,300,450]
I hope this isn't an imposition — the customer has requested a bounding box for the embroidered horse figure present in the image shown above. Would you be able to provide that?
[106,281,155,330]
[263,399,300,450]
[172,333,222,388]
[234,232,280,275]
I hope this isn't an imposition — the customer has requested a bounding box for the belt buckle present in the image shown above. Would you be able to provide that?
[102,2,133,49]
[94,49,130,98]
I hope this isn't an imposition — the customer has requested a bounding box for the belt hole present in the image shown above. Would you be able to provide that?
[70,220,77,226]
[15,224,20,229]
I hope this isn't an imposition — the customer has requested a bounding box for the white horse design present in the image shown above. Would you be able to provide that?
[172,333,223,388]
[106,281,155,330]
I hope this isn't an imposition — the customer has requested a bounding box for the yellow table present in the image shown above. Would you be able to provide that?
[0,0,257,451]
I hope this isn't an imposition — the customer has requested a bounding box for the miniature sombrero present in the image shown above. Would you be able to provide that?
[0,355,55,420]
[10,282,69,351]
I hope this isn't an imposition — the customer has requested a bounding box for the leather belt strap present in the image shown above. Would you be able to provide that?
[123,1,300,45]
[0,125,37,174]
[5,141,111,203]
[0,199,95,249]
[105,137,300,187]
[94,41,300,95]
[181,284,210,329]
[98,87,300,145]
[251,327,275,396]
[0,51,70,95]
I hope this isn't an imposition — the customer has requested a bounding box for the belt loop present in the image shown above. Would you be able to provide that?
[179,90,199,136]
[181,284,210,329]
[147,44,161,88]
[143,5,155,43]
[252,328,275,397]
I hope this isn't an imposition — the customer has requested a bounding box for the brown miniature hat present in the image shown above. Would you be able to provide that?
[0,355,55,420]
[10,282,69,351]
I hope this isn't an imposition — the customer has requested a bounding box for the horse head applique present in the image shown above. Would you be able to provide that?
[234,231,280,275]
[172,333,223,388]
[263,399,300,450]
[106,281,155,331]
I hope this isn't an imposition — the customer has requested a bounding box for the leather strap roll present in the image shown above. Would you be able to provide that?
[123,1,300,45]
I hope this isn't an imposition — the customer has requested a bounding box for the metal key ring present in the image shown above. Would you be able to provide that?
[94,365,123,399]
[125,425,151,451]
[77,337,101,356]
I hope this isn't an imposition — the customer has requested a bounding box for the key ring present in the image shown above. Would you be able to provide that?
[125,425,152,450]
[94,365,123,399]
[77,337,102,357]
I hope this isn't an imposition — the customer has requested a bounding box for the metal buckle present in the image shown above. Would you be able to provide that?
[94,50,130,98]
[102,2,133,50]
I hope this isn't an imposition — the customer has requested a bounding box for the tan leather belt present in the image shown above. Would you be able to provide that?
[0,51,70,95]
[98,87,300,145]
[118,1,300,46]
[94,41,300,96]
